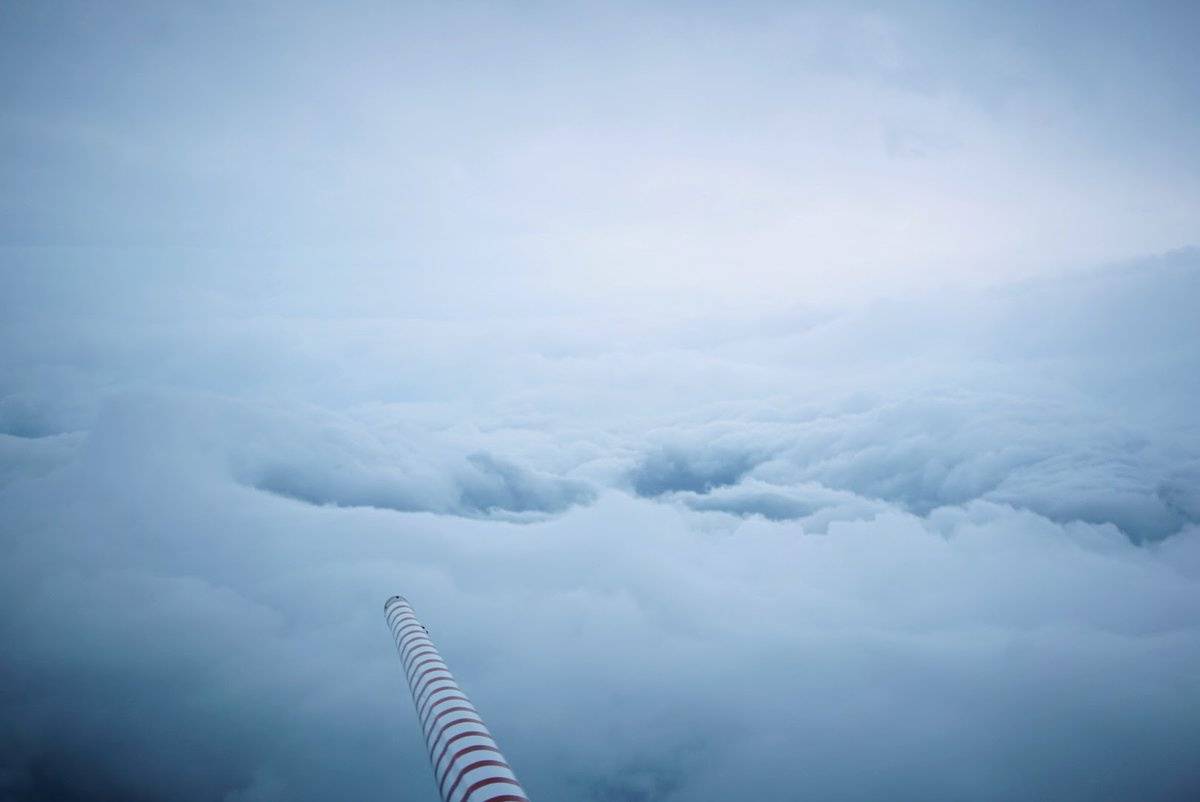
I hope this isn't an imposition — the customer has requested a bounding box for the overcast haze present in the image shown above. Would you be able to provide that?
[2,2,1199,801]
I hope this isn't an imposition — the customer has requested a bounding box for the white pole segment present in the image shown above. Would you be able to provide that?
[386,596,529,802]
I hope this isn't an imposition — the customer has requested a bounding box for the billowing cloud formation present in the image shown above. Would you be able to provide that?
[627,388,1199,542]
[231,408,595,519]
[1,250,1199,801]
[3,2,1200,796]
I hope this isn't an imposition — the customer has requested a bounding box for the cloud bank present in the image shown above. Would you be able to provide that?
[1,251,1199,801]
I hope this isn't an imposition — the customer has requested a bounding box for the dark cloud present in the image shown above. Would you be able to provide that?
[672,479,889,531]
[2,752,161,802]
[624,390,1198,541]
[249,449,594,519]
[629,445,766,497]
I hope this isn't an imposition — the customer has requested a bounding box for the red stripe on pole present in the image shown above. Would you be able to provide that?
[399,633,430,653]
[411,663,452,691]
[444,759,511,802]
[400,634,434,659]
[413,668,455,702]
[423,706,477,741]
[428,716,489,751]
[410,664,450,695]
[416,682,459,714]
[407,655,447,684]
[395,621,426,641]
[417,684,461,720]
[433,731,495,778]
[388,612,418,631]
[403,647,438,675]
[403,646,439,678]
[437,744,504,790]
[456,776,524,802]
[388,608,416,624]
[420,695,471,730]
[402,641,437,668]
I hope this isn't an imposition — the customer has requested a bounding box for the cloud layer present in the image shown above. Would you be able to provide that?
[3,3,1200,799]
[1,250,1199,801]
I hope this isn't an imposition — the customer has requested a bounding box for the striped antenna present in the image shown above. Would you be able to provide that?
[386,596,529,802]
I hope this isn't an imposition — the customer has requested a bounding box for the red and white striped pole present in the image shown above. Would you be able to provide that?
[385,595,529,802]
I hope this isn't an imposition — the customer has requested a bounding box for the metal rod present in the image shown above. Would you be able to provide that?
[386,595,529,802]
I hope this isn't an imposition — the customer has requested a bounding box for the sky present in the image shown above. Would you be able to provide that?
[1,2,1199,801]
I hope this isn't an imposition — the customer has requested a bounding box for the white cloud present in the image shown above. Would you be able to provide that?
[1,251,1198,799]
